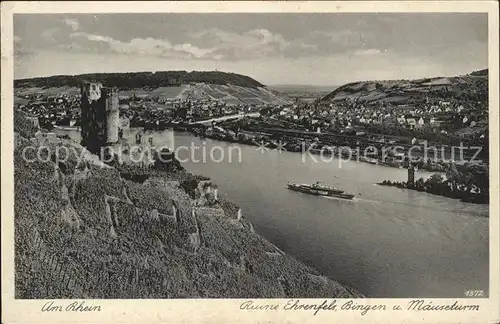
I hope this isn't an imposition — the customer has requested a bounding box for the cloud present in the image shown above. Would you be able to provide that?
[73,32,114,43]
[115,37,174,56]
[172,43,215,58]
[311,29,375,50]
[245,29,289,49]
[63,18,80,31]
[354,48,382,56]
[189,28,314,60]
[13,35,36,57]
[70,32,215,59]
[41,28,58,43]
[14,13,488,84]
[312,30,363,44]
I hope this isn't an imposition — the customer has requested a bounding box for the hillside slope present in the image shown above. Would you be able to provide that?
[14,71,265,89]
[14,71,292,106]
[14,112,360,298]
[322,69,488,105]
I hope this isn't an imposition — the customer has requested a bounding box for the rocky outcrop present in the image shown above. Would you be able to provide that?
[192,180,219,207]
[29,131,112,171]
[56,167,82,229]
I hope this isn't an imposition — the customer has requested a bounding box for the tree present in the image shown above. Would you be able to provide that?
[458,164,489,195]
[415,178,425,191]
[427,173,444,186]
[445,164,460,192]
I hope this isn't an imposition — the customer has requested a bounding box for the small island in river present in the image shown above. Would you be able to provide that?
[377,164,489,205]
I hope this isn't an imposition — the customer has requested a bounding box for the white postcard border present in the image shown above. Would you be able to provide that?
[1,2,499,324]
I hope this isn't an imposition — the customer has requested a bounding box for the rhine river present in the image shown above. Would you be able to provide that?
[59,128,489,298]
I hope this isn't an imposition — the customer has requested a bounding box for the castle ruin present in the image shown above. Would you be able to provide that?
[80,82,119,155]
[80,81,178,170]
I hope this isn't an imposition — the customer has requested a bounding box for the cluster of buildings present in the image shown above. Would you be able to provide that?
[14,87,267,130]
[121,96,260,127]
[14,82,488,147]
[265,96,487,137]
[14,92,81,129]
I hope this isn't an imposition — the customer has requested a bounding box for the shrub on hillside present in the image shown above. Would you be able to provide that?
[179,174,211,199]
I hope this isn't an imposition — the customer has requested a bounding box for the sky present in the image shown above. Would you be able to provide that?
[13,13,488,86]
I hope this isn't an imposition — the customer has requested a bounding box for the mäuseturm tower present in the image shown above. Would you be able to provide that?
[80,82,119,155]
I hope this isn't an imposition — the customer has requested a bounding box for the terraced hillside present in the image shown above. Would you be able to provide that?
[14,70,293,106]
[14,112,360,298]
[322,69,488,105]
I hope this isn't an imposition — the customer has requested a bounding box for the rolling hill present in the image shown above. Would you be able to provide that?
[321,69,488,105]
[14,71,293,106]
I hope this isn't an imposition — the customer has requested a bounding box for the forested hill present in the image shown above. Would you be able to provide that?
[14,71,265,89]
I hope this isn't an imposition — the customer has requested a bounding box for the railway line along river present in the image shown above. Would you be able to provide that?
[58,128,489,297]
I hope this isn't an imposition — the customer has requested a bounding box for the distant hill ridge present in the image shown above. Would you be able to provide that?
[14,70,265,89]
[14,71,294,106]
[321,69,488,104]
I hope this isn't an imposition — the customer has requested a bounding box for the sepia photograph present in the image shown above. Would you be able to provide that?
[2,1,499,323]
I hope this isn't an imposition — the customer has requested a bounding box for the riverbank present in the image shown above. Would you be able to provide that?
[181,125,468,173]
[45,126,490,297]
[377,178,489,205]
[170,133,489,297]
[14,112,362,298]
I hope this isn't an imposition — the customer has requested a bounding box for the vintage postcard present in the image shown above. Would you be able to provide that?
[1,1,499,323]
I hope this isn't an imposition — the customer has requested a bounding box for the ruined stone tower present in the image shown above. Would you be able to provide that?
[80,82,119,154]
[407,164,415,188]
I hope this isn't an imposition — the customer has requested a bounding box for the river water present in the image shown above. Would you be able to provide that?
[58,128,489,298]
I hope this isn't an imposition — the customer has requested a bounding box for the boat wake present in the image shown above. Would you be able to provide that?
[323,194,488,218]
[323,195,386,204]
[322,195,358,202]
